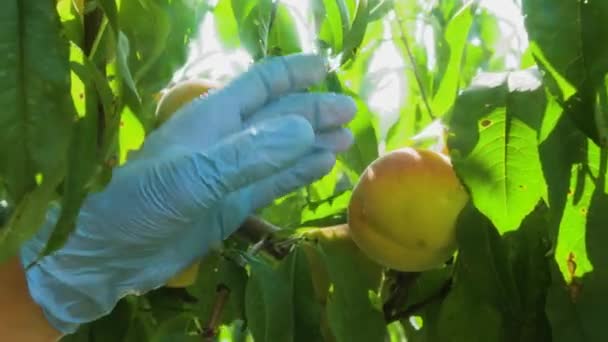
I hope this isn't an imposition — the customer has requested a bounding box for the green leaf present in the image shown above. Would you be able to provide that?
[435,203,552,341]
[537,110,606,341]
[0,166,64,263]
[559,268,608,342]
[214,0,240,49]
[403,268,452,310]
[231,0,272,60]
[117,31,141,102]
[300,197,349,228]
[187,252,248,324]
[119,107,145,164]
[315,0,345,54]
[368,0,394,22]
[335,0,352,44]
[434,284,507,342]
[56,0,84,46]
[309,166,340,203]
[551,148,597,280]
[385,104,425,152]
[434,203,520,341]
[523,0,608,94]
[124,306,157,342]
[72,58,115,118]
[402,302,442,342]
[523,0,608,146]
[340,0,369,65]
[397,268,450,342]
[267,3,302,56]
[339,97,379,175]
[545,263,586,342]
[546,176,608,341]
[0,0,74,202]
[0,199,10,227]
[38,57,109,256]
[98,0,119,38]
[151,313,199,342]
[454,203,522,316]
[279,246,325,342]
[431,2,474,117]
[459,10,503,86]
[337,18,382,93]
[502,205,552,341]
[41,110,98,256]
[538,109,585,217]
[448,69,546,233]
[83,298,136,342]
[260,191,307,229]
[305,226,386,342]
[119,0,200,103]
[245,256,294,342]
[538,110,591,278]
[127,2,171,87]
[585,147,608,268]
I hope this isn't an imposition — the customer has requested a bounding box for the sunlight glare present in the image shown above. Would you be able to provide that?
[176,0,528,141]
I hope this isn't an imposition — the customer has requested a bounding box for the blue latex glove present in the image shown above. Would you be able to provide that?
[20,54,356,334]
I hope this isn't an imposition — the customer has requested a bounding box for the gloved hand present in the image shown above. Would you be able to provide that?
[20,54,357,334]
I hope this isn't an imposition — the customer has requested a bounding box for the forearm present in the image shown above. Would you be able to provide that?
[0,257,62,342]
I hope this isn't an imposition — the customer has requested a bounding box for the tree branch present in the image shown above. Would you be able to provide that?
[201,284,231,341]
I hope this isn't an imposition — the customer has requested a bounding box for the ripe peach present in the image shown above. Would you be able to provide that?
[347,147,468,272]
[155,79,220,127]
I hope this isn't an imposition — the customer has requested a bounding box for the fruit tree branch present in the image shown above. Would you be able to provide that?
[201,284,231,341]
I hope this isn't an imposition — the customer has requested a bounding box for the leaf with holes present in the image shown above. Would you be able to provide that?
[448,69,546,233]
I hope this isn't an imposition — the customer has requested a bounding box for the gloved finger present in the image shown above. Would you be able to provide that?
[244,93,357,132]
[214,150,337,238]
[314,128,354,153]
[216,54,328,115]
[247,150,336,211]
[140,94,243,159]
[157,115,316,214]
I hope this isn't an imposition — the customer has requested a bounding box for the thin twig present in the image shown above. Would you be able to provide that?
[393,14,436,121]
[201,284,231,341]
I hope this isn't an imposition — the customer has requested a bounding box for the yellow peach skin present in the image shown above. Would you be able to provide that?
[154,79,220,128]
[347,147,469,272]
